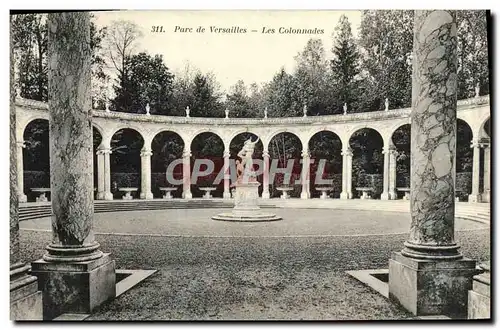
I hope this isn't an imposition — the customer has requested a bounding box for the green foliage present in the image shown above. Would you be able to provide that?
[111,52,174,114]
[190,73,224,117]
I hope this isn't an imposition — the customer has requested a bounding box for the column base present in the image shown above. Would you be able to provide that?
[96,191,105,200]
[223,192,231,199]
[183,191,192,199]
[104,192,113,200]
[388,252,476,317]
[388,190,397,200]
[10,268,43,320]
[261,191,270,199]
[468,194,482,203]
[18,193,28,203]
[140,192,154,199]
[340,191,352,200]
[481,190,490,203]
[468,263,490,319]
[380,192,390,200]
[300,191,309,199]
[31,253,116,320]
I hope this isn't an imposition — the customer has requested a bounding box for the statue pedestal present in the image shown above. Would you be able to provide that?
[212,182,282,222]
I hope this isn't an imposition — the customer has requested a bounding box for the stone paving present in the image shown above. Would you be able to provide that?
[20,208,486,237]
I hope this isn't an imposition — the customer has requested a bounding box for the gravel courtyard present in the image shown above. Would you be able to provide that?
[19,209,490,320]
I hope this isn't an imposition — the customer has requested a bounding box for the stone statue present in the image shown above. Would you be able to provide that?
[237,136,260,180]
[475,82,480,98]
[225,108,229,119]
[303,105,307,117]
[146,103,150,115]
[185,106,190,118]
[343,103,347,115]
[385,98,389,111]
[264,107,268,119]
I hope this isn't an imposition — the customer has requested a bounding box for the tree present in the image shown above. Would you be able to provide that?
[103,20,143,101]
[358,10,414,111]
[456,10,489,99]
[90,18,109,108]
[291,39,332,115]
[111,52,174,114]
[190,72,223,117]
[11,13,47,101]
[330,15,361,113]
[265,67,295,117]
[225,80,255,118]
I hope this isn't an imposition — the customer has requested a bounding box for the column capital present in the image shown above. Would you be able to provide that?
[223,150,230,158]
[140,148,152,157]
[16,140,26,148]
[301,149,310,158]
[182,149,192,158]
[96,147,111,155]
[470,140,481,149]
[383,143,397,154]
[263,149,270,158]
[341,147,353,157]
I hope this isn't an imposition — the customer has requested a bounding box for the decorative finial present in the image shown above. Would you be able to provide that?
[93,98,99,110]
[475,82,480,98]
[385,98,389,111]
[264,107,268,119]
[225,108,229,119]
[146,103,150,116]
[185,106,190,118]
[15,85,22,99]
[303,105,307,117]
[343,103,347,115]
[105,100,110,113]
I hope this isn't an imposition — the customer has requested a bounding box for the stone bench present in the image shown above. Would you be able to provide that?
[200,187,217,199]
[159,187,177,199]
[118,187,138,200]
[32,188,51,202]
[396,187,411,200]
[356,187,373,200]
[277,187,294,199]
[316,187,333,199]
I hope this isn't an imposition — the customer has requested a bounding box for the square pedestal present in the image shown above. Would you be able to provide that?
[10,280,43,320]
[468,272,490,319]
[31,253,116,320]
[388,252,476,317]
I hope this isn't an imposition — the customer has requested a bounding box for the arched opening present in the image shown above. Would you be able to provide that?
[391,124,411,197]
[456,119,473,201]
[268,132,302,198]
[308,131,342,198]
[349,128,384,199]
[110,128,144,199]
[151,131,184,198]
[93,127,103,198]
[190,132,224,198]
[23,119,49,202]
[229,133,263,195]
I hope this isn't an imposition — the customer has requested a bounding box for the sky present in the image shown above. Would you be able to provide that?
[94,10,363,93]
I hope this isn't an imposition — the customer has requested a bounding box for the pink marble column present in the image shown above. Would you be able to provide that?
[223,150,231,199]
[10,16,42,319]
[31,13,115,319]
[389,10,476,317]
[182,147,192,199]
[140,147,153,199]
[340,147,353,199]
[261,150,270,199]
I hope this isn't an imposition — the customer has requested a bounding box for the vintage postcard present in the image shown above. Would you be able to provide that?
[9,9,490,321]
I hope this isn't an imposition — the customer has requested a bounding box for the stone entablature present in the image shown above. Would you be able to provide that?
[15,95,490,153]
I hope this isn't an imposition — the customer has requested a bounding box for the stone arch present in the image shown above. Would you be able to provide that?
[266,129,304,152]
[149,127,186,149]
[479,116,491,139]
[349,127,385,199]
[227,128,263,150]
[347,124,384,147]
[305,128,343,150]
[187,128,226,151]
[308,130,343,198]
[106,124,146,148]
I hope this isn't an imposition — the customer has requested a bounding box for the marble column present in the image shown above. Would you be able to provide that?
[182,147,192,199]
[261,150,270,199]
[95,145,106,200]
[223,150,231,199]
[389,10,476,317]
[16,140,27,202]
[103,148,113,200]
[340,147,353,199]
[482,143,490,202]
[468,141,482,203]
[388,146,398,200]
[31,13,115,320]
[380,146,390,200]
[140,147,153,199]
[10,16,43,320]
[300,149,310,199]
